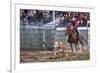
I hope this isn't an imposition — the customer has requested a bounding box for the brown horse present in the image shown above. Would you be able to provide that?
[66,26,86,53]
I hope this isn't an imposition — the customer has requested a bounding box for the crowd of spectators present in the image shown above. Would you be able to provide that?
[55,11,90,27]
[20,9,90,27]
[20,9,53,25]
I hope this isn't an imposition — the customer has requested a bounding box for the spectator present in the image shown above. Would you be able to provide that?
[27,10,36,24]
[20,9,28,25]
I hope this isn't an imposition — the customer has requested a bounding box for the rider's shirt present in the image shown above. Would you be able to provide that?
[71,20,79,30]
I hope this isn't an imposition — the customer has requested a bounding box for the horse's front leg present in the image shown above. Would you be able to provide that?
[70,43,73,53]
[77,42,80,51]
[75,44,78,52]
[81,43,85,52]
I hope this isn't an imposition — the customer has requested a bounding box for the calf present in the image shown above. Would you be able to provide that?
[54,42,68,56]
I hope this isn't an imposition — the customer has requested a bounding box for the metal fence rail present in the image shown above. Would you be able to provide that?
[20,25,89,50]
[20,25,55,50]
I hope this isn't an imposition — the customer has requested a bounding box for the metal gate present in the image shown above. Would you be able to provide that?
[20,25,55,50]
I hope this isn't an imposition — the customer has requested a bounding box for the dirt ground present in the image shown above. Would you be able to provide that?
[20,48,90,63]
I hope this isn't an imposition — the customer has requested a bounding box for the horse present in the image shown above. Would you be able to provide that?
[66,26,86,53]
[53,42,68,56]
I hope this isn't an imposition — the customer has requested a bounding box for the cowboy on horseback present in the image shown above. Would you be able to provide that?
[70,16,80,42]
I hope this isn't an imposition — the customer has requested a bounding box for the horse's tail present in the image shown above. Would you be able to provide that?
[79,35,88,45]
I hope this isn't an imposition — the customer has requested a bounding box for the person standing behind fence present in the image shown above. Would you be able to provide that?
[20,10,28,25]
[61,13,71,27]
[78,13,84,26]
[27,10,36,24]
